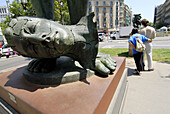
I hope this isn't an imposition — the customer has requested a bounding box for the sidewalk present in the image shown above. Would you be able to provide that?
[122,59,170,114]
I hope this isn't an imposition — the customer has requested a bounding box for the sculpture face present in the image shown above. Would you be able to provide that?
[5,17,75,58]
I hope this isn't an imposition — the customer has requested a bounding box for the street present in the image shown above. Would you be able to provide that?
[99,36,170,49]
[0,36,170,72]
[0,56,31,73]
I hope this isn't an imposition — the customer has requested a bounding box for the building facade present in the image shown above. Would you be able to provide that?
[154,0,170,27]
[0,6,9,23]
[88,0,132,33]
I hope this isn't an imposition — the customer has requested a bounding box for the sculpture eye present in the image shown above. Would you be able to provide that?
[24,21,38,34]
[28,24,36,34]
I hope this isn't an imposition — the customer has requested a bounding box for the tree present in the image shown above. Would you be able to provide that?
[54,0,70,24]
[10,0,35,18]
[149,22,155,27]
[132,14,142,28]
[0,16,10,34]
[0,0,35,34]
[156,22,166,29]
[0,0,70,34]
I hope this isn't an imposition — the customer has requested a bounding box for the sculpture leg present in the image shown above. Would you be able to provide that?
[67,0,88,24]
[31,0,54,20]
[27,58,56,73]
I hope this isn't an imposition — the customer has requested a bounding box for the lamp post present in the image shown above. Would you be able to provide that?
[59,1,64,24]
[21,0,27,10]
[6,0,11,19]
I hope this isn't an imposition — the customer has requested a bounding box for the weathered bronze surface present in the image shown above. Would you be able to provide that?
[4,0,116,84]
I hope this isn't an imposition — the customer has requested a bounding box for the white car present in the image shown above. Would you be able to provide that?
[110,31,120,40]
[0,44,14,58]
[98,33,105,41]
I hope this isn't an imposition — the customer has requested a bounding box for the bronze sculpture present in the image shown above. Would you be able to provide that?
[4,0,116,84]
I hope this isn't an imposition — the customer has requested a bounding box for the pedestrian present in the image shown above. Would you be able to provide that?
[128,28,152,75]
[0,42,2,48]
[140,19,156,71]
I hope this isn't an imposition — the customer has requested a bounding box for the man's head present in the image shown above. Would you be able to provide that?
[141,19,149,27]
[131,28,139,35]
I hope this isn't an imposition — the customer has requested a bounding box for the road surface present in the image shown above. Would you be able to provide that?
[99,36,170,49]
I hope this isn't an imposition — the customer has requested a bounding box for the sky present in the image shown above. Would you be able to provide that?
[125,0,166,22]
[0,0,14,6]
[1,0,166,22]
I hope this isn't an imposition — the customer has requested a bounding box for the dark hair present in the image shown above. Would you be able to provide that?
[141,19,149,27]
[131,28,138,35]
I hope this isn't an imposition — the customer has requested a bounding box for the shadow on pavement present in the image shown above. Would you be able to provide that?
[157,61,170,65]
[127,68,136,77]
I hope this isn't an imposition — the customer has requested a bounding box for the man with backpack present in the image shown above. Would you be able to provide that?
[129,28,152,75]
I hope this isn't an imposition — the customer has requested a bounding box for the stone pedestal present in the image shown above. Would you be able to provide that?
[0,57,127,114]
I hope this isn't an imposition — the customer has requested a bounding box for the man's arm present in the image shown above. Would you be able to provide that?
[151,29,156,39]
[140,29,145,36]
[129,42,135,50]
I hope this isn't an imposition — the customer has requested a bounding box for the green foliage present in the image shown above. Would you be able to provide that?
[99,48,129,57]
[0,0,71,34]
[133,14,142,28]
[0,16,10,34]
[149,22,154,27]
[156,22,166,29]
[10,0,35,18]
[0,0,35,34]
[54,0,70,24]
[156,33,170,37]
[99,48,170,62]
[152,49,170,62]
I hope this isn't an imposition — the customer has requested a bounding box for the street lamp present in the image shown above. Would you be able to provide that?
[21,0,27,10]
[59,1,64,24]
[6,0,11,19]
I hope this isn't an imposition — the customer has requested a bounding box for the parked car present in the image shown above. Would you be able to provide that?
[157,26,168,33]
[119,26,133,38]
[98,33,105,42]
[0,44,19,58]
[110,31,120,40]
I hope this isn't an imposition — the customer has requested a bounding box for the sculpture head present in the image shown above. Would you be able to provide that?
[4,17,75,58]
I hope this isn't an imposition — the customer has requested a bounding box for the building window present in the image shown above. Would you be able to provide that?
[103,23,106,28]
[110,7,113,11]
[120,2,123,6]
[103,7,106,12]
[103,13,106,17]
[110,1,113,6]
[96,12,99,17]
[116,12,118,16]
[96,1,99,6]
[2,8,4,13]
[110,23,113,28]
[110,12,113,17]
[110,17,113,22]
[103,18,106,22]
[88,2,91,6]
[103,1,106,6]
[96,18,99,23]
[96,7,99,12]
[116,6,118,11]
[89,8,92,12]
[4,8,6,13]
